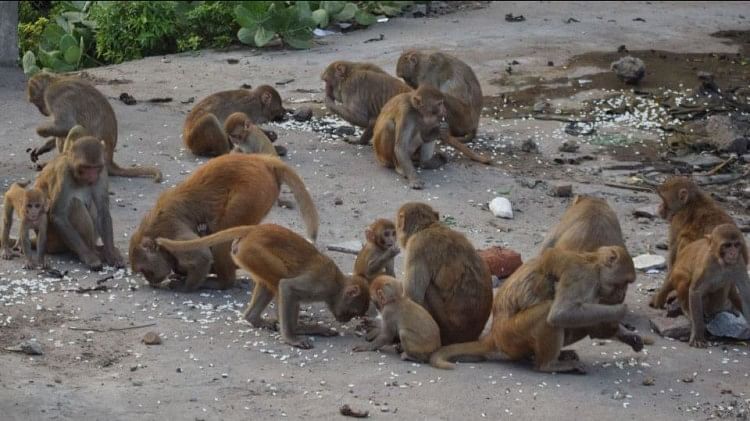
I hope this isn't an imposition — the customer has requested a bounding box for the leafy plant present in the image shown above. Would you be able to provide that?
[181,1,239,50]
[234,2,315,49]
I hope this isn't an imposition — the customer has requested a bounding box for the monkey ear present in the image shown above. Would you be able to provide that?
[678,188,689,204]
[412,95,422,107]
[141,237,158,252]
[376,289,386,305]
[261,91,273,106]
[604,248,618,267]
[365,228,375,242]
[345,284,361,298]
[335,63,347,77]
[243,119,253,130]
[407,52,418,65]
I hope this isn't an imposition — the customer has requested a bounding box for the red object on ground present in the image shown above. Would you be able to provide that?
[478,246,523,278]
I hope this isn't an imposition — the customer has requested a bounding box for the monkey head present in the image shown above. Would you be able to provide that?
[369,275,403,310]
[396,202,440,247]
[255,85,286,122]
[596,246,636,305]
[23,189,48,223]
[410,86,447,131]
[69,137,106,186]
[26,72,57,116]
[656,176,696,221]
[709,224,748,266]
[366,219,397,250]
[225,112,252,145]
[320,61,347,101]
[396,50,422,88]
[331,275,370,322]
[129,237,174,285]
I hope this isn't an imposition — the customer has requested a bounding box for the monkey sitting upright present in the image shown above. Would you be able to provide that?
[354,218,399,282]
[1,182,49,269]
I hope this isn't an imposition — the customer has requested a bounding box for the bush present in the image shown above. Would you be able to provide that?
[180,1,239,51]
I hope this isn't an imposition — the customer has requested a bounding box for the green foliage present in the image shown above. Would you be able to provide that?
[179,1,239,51]
[234,2,315,49]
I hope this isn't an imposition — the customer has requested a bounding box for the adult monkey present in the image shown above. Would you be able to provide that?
[129,154,318,292]
[26,72,163,182]
[396,202,492,345]
[33,130,124,270]
[396,50,482,143]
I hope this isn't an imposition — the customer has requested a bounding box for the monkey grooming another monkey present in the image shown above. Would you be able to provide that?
[33,131,123,270]
[1,182,49,269]
[26,72,162,182]
[225,112,282,156]
[156,224,369,349]
[656,224,749,347]
[354,275,451,368]
[396,50,483,143]
[396,202,492,345]
[183,86,286,157]
[321,61,411,145]
[650,176,750,321]
[373,87,491,189]
[129,154,318,292]
[354,219,399,282]
[431,246,635,373]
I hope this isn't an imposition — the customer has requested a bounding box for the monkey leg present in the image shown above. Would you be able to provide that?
[36,120,73,139]
[278,276,315,349]
[209,242,237,290]
[243,281,277,330]
[186,113,231,157]
[171,249,213,292]
[731,267,750,322]
[650,276,675,309]
[417,141,448,170]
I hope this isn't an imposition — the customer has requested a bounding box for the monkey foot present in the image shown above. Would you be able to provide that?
[262,130,278,142]
[689,337,708,348]
[249,318,278,331]
[618,333,644,352]
[1,250,16,260]
[558,350,580,361]
[409,179,425,190]
[419,153,449,170]
[297,324,338,337]
[284,337,313,349]
[274,145,288,157]
[539,360,587,374]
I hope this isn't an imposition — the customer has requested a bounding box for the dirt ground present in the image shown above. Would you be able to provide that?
[1,2,750,420]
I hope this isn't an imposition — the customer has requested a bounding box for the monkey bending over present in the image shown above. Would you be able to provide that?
[129,154,318,291]
[354,218,399,281]
[1,182,49,269]
[157,224,369,349]
[26,72,162,182]
[225,112,281,156]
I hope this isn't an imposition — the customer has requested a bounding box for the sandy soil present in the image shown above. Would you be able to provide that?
[1,2,749,420]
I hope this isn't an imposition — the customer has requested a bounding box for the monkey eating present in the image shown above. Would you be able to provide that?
[396,202,493,345]
[26,72,163,182]
[183,86,286,157]
[1,182,49,269]
[655,224,749,348]
[373,86,491,189]
[156,224,369,349]
[353,218,399,282]
[129,154,318,292]
[353,275,452,368]
[321,61,411,145]
[396,50,483,143]
[225,112,284,156]
[33,130,123,270]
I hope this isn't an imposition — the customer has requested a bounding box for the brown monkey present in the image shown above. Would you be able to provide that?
[397,202,492,345]
[354,218,399,281]
[396,50,482,142]
[33,132,123,270]
[431,246,635,373]
[353,275,451,368]
[156,224,369,349]
[26,72,163,182]
[129,154,318,292]
[182,86,286,157]
[225,112,281,156]
[373,87,491,189]
[658,224,749,347]
[321,61,411,145]
[650,177,750,320]
[1,182,49,269]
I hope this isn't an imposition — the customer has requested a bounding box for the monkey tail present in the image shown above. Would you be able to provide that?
[429,337,496,369]
[441,135,492,165]
[272,162,319,242]
[155,226,255,252]
[107,160,164,183]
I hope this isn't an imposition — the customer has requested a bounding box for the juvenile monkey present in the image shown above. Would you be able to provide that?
[321,61,411,145]
[1,182,49,269]
[156,224,369,349]
[397,202,492,345]
[373,86,491,189]
[396,50,482,142]
[130,154,318,292]
[431,246,635,373]
[658,224,749,347]
[354,219,399,281]
[354,276,451,368]
[183,86,286,157]
[26,72,163,182]
[225,112,281,156]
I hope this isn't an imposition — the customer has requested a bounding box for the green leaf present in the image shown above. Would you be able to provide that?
[378,5,402,17]
[25,65,41,76]
[312,9,329,27]
[41,24,66,50]
[321,1,345,15]
[237,27,256,45]
[284,36,313,49]
[63,45,82,64]
[297,1,312,19]
[254,26,275,47]
[234,2,271,28]
[354,9,377,26]
[335,3,357,21]
[22,51,37,73]
[59,34,78,53]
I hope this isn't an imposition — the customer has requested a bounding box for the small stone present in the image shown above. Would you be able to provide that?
[5,340,43,355]
[532,101,550,113]
[334,198,343,206]
[706,311,750,340]
[547,184,573,198]
[520,139,538,153]
[130,366,138,372]
[132,381,143,386]
[547,61,554,66]
[611,389,626,400]
[633,205,659,219]
[293,107,313,122]
[176,367,183,373]
[558,141,579,153]
[642,377,655,386]
[655,241,668,250]
[489,197,513,219]
[334,126,357,136]
[681,377,694,384]
[611,56,645,84]
[632,254,666,271]
[226,58,239,64]
[142,331,162,345]
[478,247,523,278]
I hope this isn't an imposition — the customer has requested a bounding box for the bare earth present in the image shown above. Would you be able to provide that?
[1,2,749,420]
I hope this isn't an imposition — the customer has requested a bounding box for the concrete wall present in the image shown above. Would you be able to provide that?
[0,2,19,67]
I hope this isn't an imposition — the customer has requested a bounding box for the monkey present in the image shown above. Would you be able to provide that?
[26,72,163,182]
[321,61,411,145]
[396,50,482,143]
[129,154,318,292]
[650,176,750,321]
[373,87,491,189]
[657,224,749,347]
[430,245,635,373]
[155,224,369,349]
[396,202,492,345]
[353,275,452,368]
[32,131,123,270]
[1,182,49,269]
[182,86,286,157]
[353,218,399,282]
[225,112,284,156]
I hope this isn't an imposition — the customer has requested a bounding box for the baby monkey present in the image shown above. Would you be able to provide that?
[1,182,49,269]
[354,218,399,281]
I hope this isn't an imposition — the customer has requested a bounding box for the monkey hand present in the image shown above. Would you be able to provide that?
[29,148,41,163]
[38,260,50,270]
[1,248,16,260]
[409,179,425,190]
[283,336,314,349]
[386,246,401,258]
[438,121,450,139]
[81,252,103,271]
[103,248,125,269]
[617,332,644,352]
[688,335,707,348]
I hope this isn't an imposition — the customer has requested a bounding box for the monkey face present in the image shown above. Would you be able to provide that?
[75,164,103,185]
[380,228,397,249]
[720,241,743,265]
[24,200,45,221]
[131,240,173,285]
[598,248,636,304]
[333,278,370,322]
